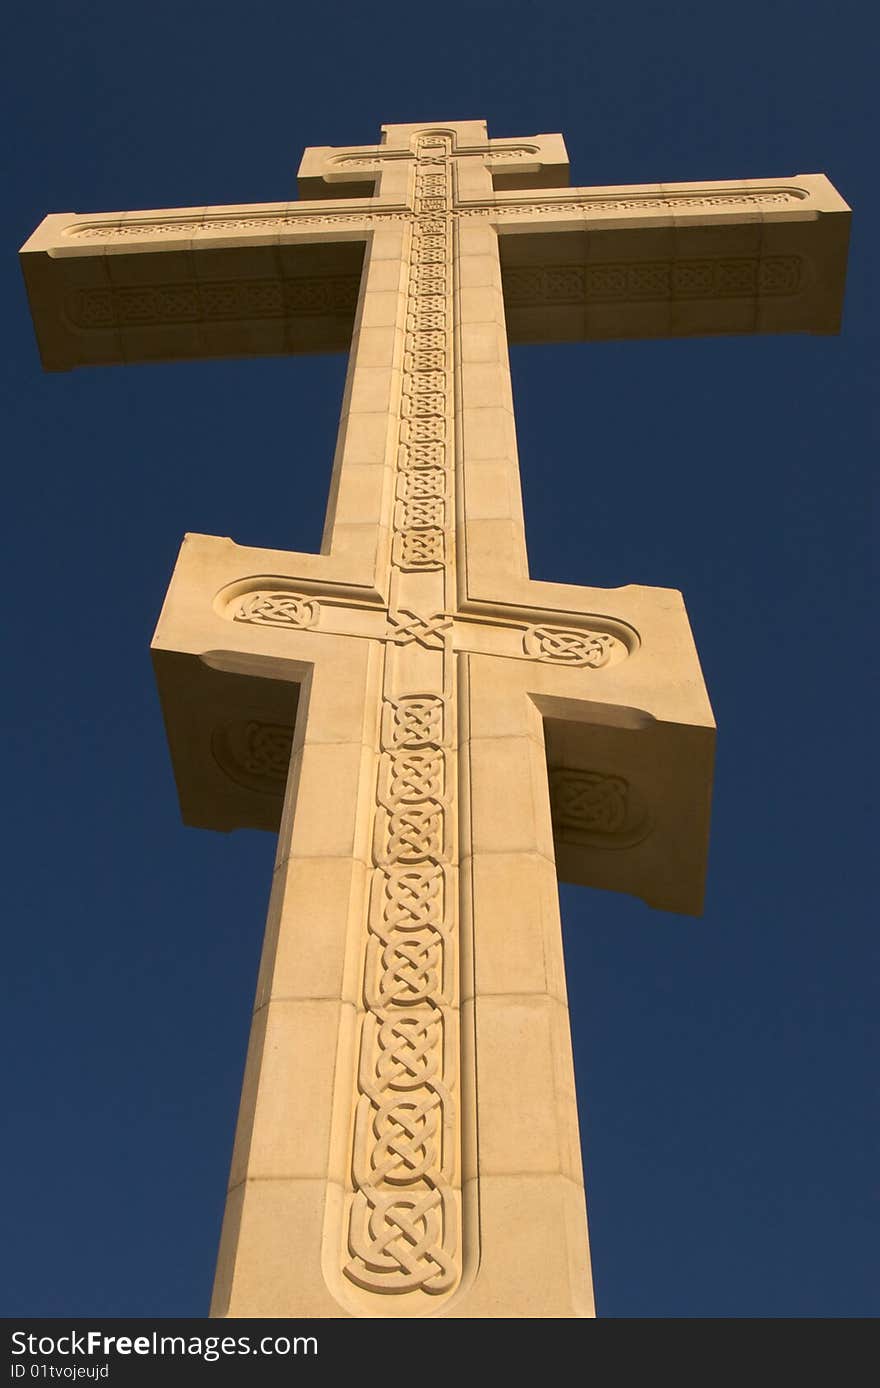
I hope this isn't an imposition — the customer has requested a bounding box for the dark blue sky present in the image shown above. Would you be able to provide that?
[4,0,875,1318]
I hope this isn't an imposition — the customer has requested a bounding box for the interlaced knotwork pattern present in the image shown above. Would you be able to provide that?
[345,134,460,1302]
[382,749,445,805]
[382,695,445,749]
[392,528,445,570]
[553,769,628,832]
[398,467,446,501]
[234,591,319,628]
[388,609,450,649]
[523,624,618,667]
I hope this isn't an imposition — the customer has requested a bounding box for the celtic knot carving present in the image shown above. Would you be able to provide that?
[388,610,450,649]
[410,327,445,350]
[373,863,445,931]
[758,257,803,293]
[370,1094,442,1183]
[391,527,441,571]
[405,416,445,442]
[412,297,445,315]
[382,696,445,749]
[392,528,445,570]
[411,278,446,300]
[368,932,445,1008]
[375,863,445,930]
[460,188,806,220]
[407,347,445,372]
[382,750,445,805]
[549,768,651,846]
[398,440,445,470]
[346,1189,457,1295]
[485,146,539,160]
[65,275,360,330]
[412,261,446,281]
[398,496,444,528]
[210,719,293,793]
[62,186,808,247]
[381,801,446,863]
[502,256,803,306]
[398,467,446,501]
[67,211,387,238]
[373,1013,443,1089]
[523,625,618,667]
[233,591,318,628]
[405,369,446,393]
[366,866,452,1010]
[403,391,445,417]
[343,140,458,1304]
[553,769,628,832]
[410,307,446,330]
[243,723,291,779]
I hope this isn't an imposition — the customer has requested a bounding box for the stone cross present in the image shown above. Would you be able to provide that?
[21,119,849,1318]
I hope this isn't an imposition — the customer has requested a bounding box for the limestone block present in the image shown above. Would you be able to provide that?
[462,852,568,1002]
[468,734,556,859]
[346,363,401,414]
[457,406,517,460]
[212,1179,350,1318]
[474,993,582,1179]
[458,1175,593,1317]
[346,323,400,367]
[326,462,389,527]
[229,999,346,1185]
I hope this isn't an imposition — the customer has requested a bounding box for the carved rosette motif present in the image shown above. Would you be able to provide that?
[343,135,461,1304]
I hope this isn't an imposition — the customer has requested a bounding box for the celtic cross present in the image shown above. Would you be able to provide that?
[21,119,849,1317]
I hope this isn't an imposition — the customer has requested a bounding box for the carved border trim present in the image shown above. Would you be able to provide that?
[223,589,633,666]
[343,133,460,1306]
[59,185,810,242]
[64,277,361,330]
[330,144,543,168]
[503,256,805,305]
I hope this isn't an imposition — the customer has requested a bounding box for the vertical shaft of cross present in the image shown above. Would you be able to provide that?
[208,124,597,1318]
[211,129,480,1317]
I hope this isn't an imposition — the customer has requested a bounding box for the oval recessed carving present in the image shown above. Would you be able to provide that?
[523,624,629,668]
[211,720,293,794]
[549,768,651,848]
[229,590,320,629]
